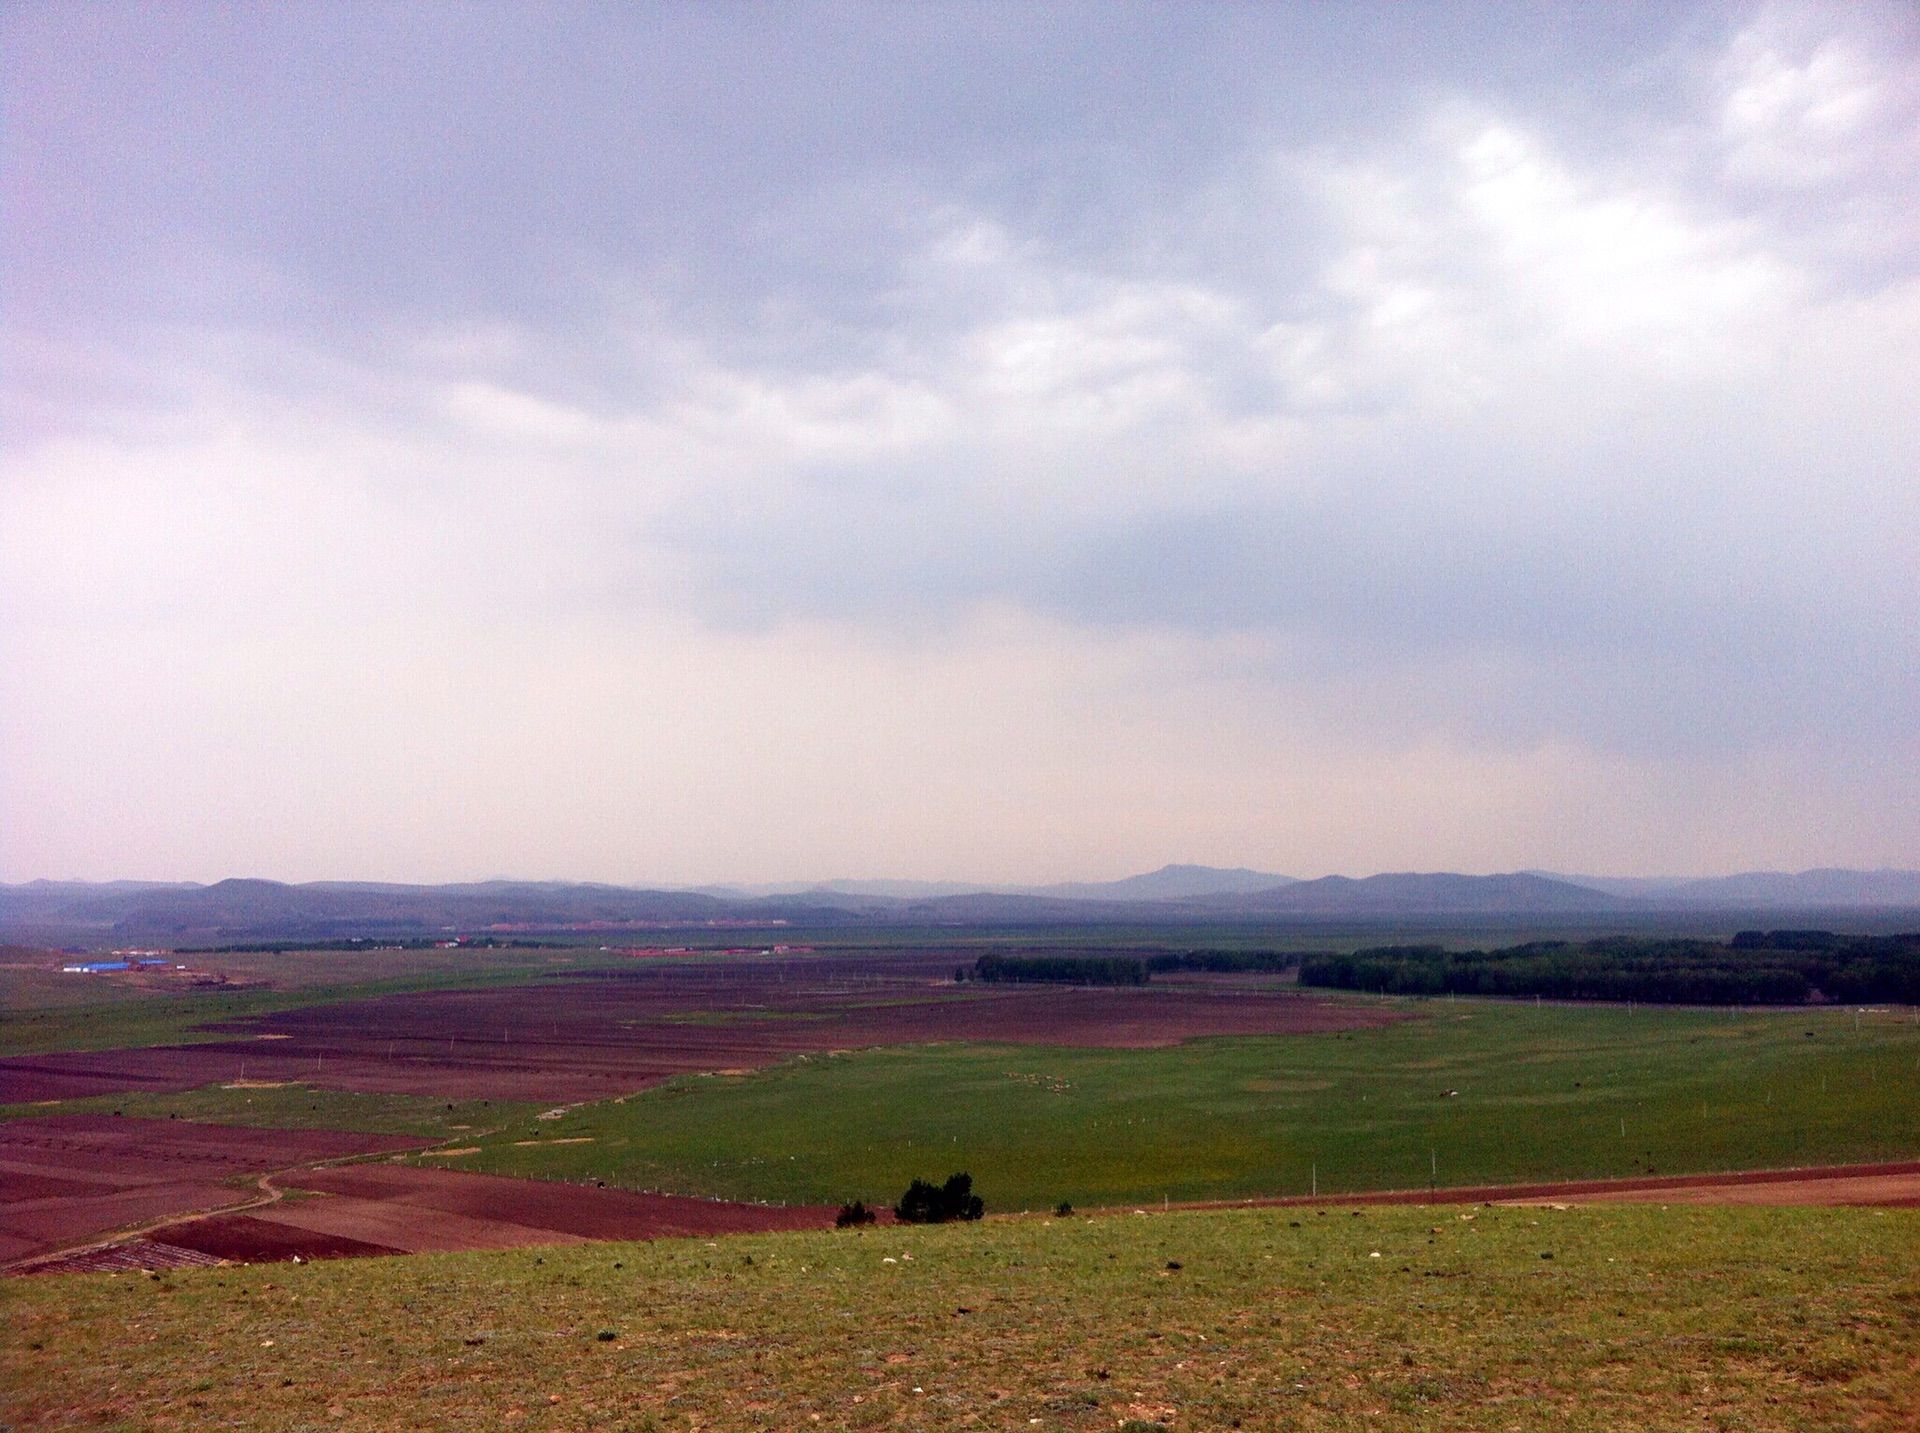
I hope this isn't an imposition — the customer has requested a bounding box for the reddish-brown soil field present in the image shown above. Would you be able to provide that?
[155,1213,405,1262]
[1514,1163,1920,1208]
[283,1164,836,1240]
[21,1239,230,1276]
[1179,1159,1920,1213]
[29,1164,840,1271]
[0,1115,426,1267]
[0,951,1396,1104]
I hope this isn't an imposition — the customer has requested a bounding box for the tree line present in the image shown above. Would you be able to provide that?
[1297,932,1920,1005]
[970,953,1148,985]
[1144,950,1302,975]
[966,949,1303,986]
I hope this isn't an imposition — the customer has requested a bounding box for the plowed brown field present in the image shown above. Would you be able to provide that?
[23,1164,840,1272]
[0,1115,426,1266]
[1178,1159,1920,1213]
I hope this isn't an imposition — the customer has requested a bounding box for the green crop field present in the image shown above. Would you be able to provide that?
[444,1002,1920,1211]
[6,1203,1916,1432]
[0,1082,543,1141]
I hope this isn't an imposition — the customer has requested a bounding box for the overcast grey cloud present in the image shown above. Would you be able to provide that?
[3,1,1916,883]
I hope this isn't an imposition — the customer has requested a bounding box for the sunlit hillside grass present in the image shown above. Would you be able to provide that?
[6,1203,1915,1432]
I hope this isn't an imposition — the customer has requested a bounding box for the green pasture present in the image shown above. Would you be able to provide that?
[7,1203,1915,1432]
[448,1001,1920,1210]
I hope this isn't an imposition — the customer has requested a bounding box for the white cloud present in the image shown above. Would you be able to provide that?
[1718,26,1891,185]
[1700,5,1920,275]
[441,380,597,444]
[4,2,1917,879]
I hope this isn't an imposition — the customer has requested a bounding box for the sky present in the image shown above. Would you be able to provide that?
[2,1,1917,885]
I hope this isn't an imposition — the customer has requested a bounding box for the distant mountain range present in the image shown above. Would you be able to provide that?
[1219,872,1628,915]
[1528,868,1920,907]
[694,864,1296,903]
[1,865,1914,946]
[1037,864,1297,902]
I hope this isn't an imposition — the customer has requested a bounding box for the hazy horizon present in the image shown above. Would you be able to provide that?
[5,2,1917,885]
[9,862,1920,893]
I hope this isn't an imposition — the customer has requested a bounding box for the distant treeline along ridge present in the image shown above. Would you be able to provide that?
[967,950,1300,986]
[965,934,1920,1005]
[1297,932,1920,1005]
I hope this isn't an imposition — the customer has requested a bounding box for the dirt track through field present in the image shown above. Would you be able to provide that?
[0,1115,427,1267]
[17,1163,840,1273]
[1176,1160,1920,1214]
[1505,1164,1920,1208]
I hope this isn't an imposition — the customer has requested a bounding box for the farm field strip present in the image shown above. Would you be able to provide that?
[0,951,1395,1103]
[0,1115,429,1268]
[0,945,636,1058]
[0,1082,544,1140]
[1169,1159,1920,1210]
[1527,1166,1920,1207]
[14,1163,844,1274]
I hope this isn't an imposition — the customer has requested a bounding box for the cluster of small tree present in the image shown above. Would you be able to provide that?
[972,954,1147,985]
[894,1172,985,1223]
[1731,929,1890,952]
[834,1199,877,1227]
[1142,950,1304,975]
[1297,933,1920,1005]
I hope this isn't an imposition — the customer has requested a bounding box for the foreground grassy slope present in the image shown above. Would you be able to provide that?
[451,1003,1920,1210]
[5,1204,1915,1432]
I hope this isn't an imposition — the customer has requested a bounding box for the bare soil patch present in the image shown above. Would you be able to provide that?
[22,1238,230,1275]
[1178,1159,1920,1213]
[112,1164,839,1266]
[0,1115,426,1267]
[157,1212,405,1262]
[1510,1163,1920,1208]
[287,1163,835,1240]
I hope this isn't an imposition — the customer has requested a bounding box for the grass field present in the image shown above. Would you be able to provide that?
[5,1202,1915,1432]
[444,1001,1920,1210]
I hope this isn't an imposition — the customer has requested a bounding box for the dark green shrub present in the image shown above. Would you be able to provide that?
[835,1200,877,1228]
[895,1172,984,1223]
